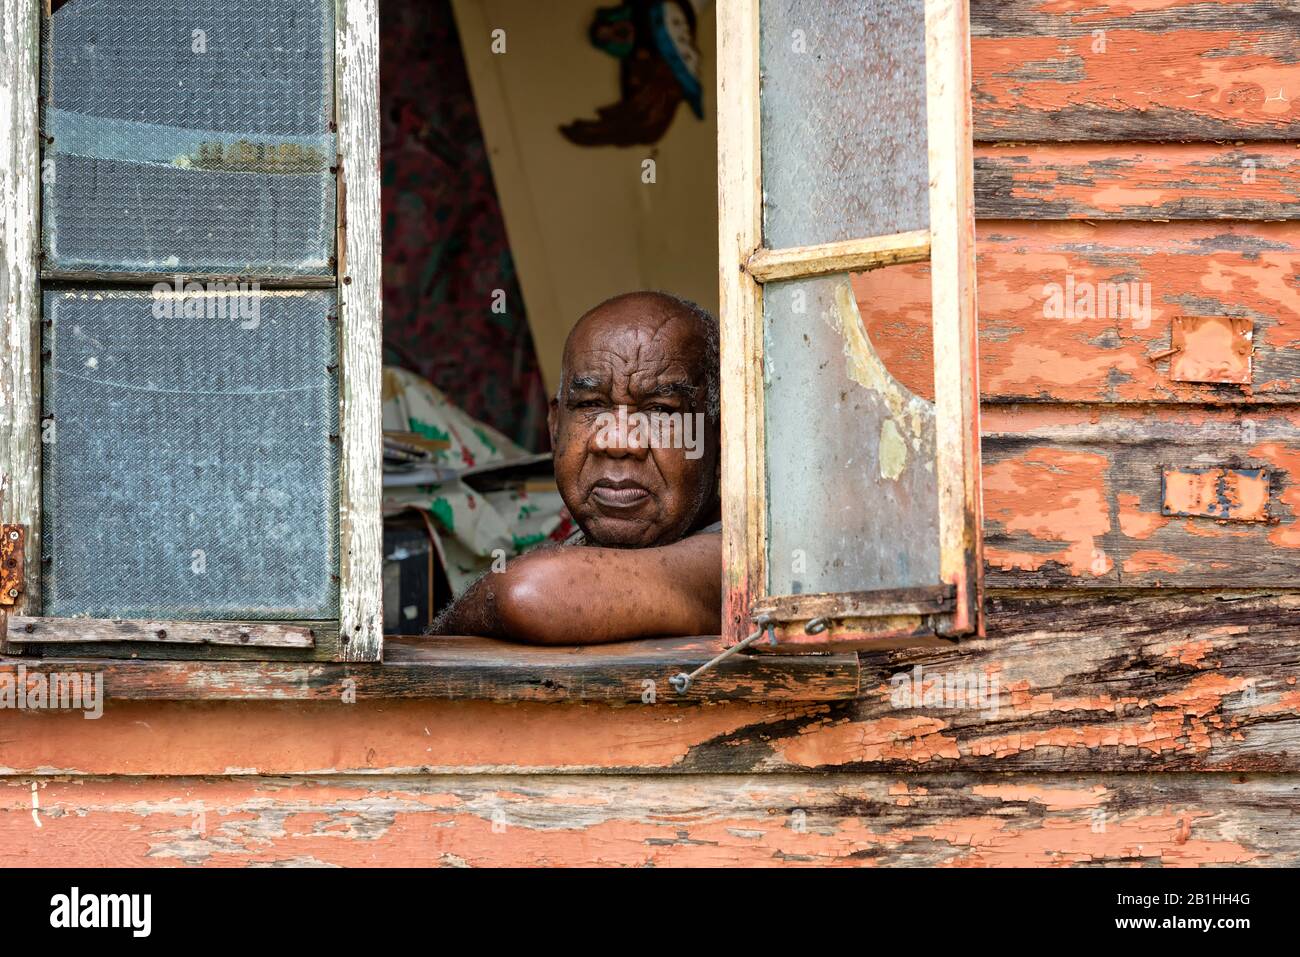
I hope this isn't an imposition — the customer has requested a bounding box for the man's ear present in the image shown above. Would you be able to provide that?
[547,394,560,450]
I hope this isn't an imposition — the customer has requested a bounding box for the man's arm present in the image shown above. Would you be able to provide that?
[428,532,721,644]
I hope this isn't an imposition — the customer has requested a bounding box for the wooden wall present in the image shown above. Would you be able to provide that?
[4,0,1299,867]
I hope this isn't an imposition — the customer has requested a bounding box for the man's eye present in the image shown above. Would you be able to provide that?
[573,399,603,409]
[646,404,675,414]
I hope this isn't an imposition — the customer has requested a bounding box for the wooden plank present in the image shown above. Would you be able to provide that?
[716,0,764,649]
[2,771,1295,866]
[852,221,1300,405]
[3,592,1300,776]
[0,0,41,651]
[6,617,315,648]
[981,406,1300,588]
[336,0,383,662]
[975,143,1300,221]
[759,589,1300,774]
[971,0,1300,141]
[926,0,983,637]
[0,634,860,703]
[746,231,930,282]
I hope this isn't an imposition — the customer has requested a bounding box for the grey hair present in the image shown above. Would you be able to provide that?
[555,291,721,422]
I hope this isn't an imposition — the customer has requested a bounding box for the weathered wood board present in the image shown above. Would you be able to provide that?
[1,772,1295,866]
[981,407,1300,587]
[971,0,1300,141]
[975,144,1300,220]
[855,221,1300,405]
[0,635,861,703]
[4,592,1300,776]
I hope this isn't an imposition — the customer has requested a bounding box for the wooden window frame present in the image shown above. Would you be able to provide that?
[716,0,984,652]
[0,0,383,663]
[0,0,959,699]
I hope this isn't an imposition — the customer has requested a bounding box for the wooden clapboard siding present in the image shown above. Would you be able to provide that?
[980,407,1300,588]
[0,635,860,703]
[1,772,1294,866]
[2,0,1296,873]
[4,592,1296,776]
[970,0,1300,141]
[975,143,1300,221]
[854,221,1300,405]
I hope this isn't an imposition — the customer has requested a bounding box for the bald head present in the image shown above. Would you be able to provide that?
[559,292,720,421]
[548,290,722,548]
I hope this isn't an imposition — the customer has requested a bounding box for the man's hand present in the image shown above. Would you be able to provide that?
[428,532,721,644]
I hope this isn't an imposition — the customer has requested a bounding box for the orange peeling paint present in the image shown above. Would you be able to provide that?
[1123,550,1187,574]
[1117,493,1168,540]
[970,783,1109,812]
[1164,639,1213,668]
[982,448,1111,575]
[774,717,961,767]
[1250,442,1300,547]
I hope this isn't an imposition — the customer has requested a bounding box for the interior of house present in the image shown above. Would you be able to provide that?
[377,0,720,630]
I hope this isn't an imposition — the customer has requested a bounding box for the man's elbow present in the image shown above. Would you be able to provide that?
[495,557,579,645]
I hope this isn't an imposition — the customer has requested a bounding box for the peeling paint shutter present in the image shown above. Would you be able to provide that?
[719,0,983,652]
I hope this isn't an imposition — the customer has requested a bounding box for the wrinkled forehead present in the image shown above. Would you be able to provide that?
[562,311,708,398]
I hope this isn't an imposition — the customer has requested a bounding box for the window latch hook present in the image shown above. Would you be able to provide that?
[670,615,774,694]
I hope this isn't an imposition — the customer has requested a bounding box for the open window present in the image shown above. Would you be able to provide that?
[717,0,983,652]
[0,0,382,661]
[1,0,978,689]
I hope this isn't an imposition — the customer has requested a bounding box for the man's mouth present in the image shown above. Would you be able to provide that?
[590,479,651,508]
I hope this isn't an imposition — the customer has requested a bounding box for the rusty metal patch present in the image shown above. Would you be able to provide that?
[0,526,25,606]
[1169,316,1252,384]
[1161,467,1269,521]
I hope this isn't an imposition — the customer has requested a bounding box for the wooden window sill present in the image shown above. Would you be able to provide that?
[0,635,860,703]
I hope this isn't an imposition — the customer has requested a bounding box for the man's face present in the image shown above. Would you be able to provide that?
[549,304,720,548]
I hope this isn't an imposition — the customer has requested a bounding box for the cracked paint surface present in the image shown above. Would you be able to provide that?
[0,774,1279,867]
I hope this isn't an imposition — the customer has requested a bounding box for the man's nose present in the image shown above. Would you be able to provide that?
[589,408,651,459]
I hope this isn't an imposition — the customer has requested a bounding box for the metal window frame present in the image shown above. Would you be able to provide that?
[716,0,983,652]
[0,0,382,662]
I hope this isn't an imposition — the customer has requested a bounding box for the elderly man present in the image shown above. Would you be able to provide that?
[429,291,722,644]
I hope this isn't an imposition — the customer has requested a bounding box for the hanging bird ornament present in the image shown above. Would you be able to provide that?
[560,0,704,148]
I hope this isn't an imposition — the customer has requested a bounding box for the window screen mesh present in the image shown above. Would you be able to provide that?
[42,289,340,620]
[760,0,930,248]
[41,0,336,276]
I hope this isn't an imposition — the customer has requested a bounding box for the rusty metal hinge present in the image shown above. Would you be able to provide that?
[0,525,26,606]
